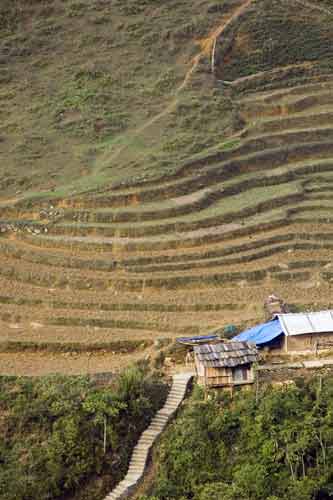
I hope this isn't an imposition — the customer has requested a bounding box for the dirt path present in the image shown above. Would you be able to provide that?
[105,0,253,166]
[292,0,333,16]
[0,349,153,376]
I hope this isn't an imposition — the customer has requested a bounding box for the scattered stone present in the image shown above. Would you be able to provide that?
[30,322,44,329]
[164,357,174,366]
[154,337,171,349]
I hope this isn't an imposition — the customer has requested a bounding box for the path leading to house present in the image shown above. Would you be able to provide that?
[104,372,194,500]
[259,357,333,370]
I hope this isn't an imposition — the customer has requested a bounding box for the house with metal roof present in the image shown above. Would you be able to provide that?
[194,341,258,389]
[234,310,333,354]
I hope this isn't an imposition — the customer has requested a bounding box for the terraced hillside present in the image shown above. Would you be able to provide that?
[1,0,333,375]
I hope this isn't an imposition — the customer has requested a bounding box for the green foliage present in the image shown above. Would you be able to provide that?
[0,368,167,500]
[222,0,333,80]
[147,376,333,500]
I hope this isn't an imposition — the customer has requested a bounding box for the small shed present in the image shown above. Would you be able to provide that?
[194,341,258,389]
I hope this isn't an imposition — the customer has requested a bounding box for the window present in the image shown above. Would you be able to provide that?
[233,366,248,382]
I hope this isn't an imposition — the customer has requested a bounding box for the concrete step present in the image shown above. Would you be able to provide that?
[167,391,185,397]
[103,372,193,499]
[146,423,164,431]
[129,464,146,471]
[132,446,151,454]
[129,456,147,463]
[131,450,148,458]
[150,417,169,425]
[125,472,141,481]
[169,387,186,392]
[162,405,178,412]
[130,453,147,466]
[165,397,183,404]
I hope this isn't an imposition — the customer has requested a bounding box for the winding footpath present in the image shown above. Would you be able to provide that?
[106,0,253,166]
[104,372,194,500]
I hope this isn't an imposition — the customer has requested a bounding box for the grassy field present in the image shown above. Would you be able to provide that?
[0,0,242,203]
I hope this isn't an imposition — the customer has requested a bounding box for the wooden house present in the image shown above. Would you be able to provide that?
[194,341,258,389]
[234,310,333,354]
[279,311,333,353]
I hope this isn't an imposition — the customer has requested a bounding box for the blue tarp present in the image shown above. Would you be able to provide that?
[233,318,283,346]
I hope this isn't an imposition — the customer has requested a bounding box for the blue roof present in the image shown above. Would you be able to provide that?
[176,335,219,345]
[233,318,283,346]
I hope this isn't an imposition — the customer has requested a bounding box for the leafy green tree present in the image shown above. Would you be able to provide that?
[149,377,333,500]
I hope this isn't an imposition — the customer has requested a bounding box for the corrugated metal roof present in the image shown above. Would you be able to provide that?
[194,342,258,368]
[278,310,333,336]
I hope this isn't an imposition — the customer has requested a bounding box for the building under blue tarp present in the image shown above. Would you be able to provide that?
[233,317,283,347]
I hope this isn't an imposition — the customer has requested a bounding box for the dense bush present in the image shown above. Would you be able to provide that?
[221,0,333,80]
[144,377,333,500]
[0,366,167,500]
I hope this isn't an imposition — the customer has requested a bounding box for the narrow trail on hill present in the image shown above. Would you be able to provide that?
[291,0,333,16]
[105,0,253,167]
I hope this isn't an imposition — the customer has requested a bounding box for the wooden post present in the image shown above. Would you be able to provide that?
[204,366,208,401]
[318,375,323,396]
[255,365,259,405]
[211,38,217,75]
[103,416,107,455]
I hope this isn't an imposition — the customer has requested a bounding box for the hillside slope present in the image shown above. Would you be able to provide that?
[1,0,333,374]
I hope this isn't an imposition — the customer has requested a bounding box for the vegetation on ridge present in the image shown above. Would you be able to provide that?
[143,376,333,500]
[0,366,167,500]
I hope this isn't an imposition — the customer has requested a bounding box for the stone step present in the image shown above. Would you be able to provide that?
[147,423,164,431]
[140,431,160,438]
[165,397,183,404]
[130,455,146,461]
[103,372,194,499]
[131,451,147,457]
[168,390,185,398]
[162,405,178,412]
[139,433,160,441]
[130,452,147,458]
[150,417,169,425]
[128,463,145,470]
[164,399,182,406]
[133,445,152,452]
[125,472,141,480]
[132,445,151,452]
[127,468,145,475]
[129,455,147,463]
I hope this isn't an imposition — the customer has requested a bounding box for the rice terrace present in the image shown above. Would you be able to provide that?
[1,0,333,499]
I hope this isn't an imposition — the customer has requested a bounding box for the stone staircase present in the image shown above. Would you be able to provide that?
[104,372,194,500]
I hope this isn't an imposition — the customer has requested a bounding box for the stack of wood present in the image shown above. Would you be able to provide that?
[264,294,289,318]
